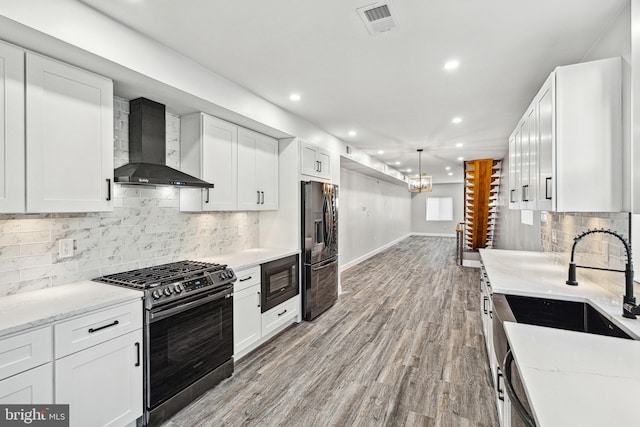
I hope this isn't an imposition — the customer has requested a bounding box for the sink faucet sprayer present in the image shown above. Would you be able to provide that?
[566,228,639,319]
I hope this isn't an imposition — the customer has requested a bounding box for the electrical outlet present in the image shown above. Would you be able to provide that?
[59,239,74,258]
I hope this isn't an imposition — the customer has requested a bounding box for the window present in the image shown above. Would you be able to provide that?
[426,197,453,221]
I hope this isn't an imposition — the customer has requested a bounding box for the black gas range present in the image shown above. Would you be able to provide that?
[95,260,236,427]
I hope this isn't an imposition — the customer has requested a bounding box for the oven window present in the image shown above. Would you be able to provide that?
[268,268,293,294]
[148,294,233,408]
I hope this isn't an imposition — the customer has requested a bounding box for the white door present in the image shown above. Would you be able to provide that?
[317,148,332,180]
[237,128,259,210]
[525,104,538,210]
[0,363,53,404]
[255,134,278,210]
[233,285,262,357]
[0,41,25,213]
[508,134,517,209]
[202,115,238,211]
[55,331,142,427]
[26,52,113,213]
[537,75,554,212]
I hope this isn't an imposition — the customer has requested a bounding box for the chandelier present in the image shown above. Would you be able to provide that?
[408,149,432,193]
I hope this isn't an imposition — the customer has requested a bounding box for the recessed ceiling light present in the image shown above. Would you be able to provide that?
[445,166,451,170]
[407,169,412,173]
[457,156,464,161]
[289,93,301,101]
[444,59,460,71]
[452,117,462,124]
[378,150,384,155]
[395,161,401,165]
[448,172,453,176]
[456,142,463,148]
[348,130,357,137]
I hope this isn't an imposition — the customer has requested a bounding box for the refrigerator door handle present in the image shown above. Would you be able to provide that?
[312,257,338,271]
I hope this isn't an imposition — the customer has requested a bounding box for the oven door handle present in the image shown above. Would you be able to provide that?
[504,349,537,427]
[149,287,233,322]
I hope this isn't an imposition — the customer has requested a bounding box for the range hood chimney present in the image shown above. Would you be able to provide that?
[113,98,213,188]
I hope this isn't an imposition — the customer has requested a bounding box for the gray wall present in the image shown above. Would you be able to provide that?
[339,167,411,269]
[411,183,464,235]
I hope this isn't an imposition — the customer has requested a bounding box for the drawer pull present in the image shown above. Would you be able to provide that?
[135,342,140,367]
[278,309,287,316]
[239,276,253,282]
[88,320,119,334]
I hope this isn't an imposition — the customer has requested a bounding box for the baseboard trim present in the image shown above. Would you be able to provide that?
[463,259,482,268]
[340,233,412,272]
[410,232,456,238]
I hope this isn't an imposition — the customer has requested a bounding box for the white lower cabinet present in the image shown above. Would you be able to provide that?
[55,330,142,427]
[234,284,262,356]
[0,363,53,404]
[233,265,299,360]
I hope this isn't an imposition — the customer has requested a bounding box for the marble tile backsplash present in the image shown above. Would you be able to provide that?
[0,97,259,296]
[540,211,633,296]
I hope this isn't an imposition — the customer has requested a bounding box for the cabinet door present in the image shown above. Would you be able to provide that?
[301,141,319,176]
[0,363,53,404]
[255,134,278,210]
[0,41,25,213]
[536,75,554,212]
[317,148,331,180]
[508,133,517,209]
[202,115,238,211]
[233,285,262,359]
[55,330,142,427]
[237,128,259,211]
[26,52,113,213]
[513,128,522,209]
[519,119,530,209]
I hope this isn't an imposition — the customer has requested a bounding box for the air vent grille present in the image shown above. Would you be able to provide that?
[364,5,391,22]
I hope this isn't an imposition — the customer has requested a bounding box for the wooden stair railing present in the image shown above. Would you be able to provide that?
[464,159,502,250]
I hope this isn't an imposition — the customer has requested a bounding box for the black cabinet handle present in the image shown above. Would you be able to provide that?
[504,349,537,427]
[318,162,322,173]
[205,188,210,204]
[510,189,515,203]
[545,177,552,200]
[497,368,504,401]
[257,291,261,308]
[260,191,265,204]
[483,296,488,314]
[88,320,119,334]
[135,342,140,367]
[239,276,253,282]
[106,178,111,201]
[256,191,260,204]
[522,185,529,202]
[278,309,287,316]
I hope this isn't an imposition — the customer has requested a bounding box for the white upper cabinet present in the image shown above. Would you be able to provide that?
[180,113,238,211]
[300,140,331,180]
[0,41,25,213]
[26,52,113,213]
[509,57,621,212]
[237,127,278,211]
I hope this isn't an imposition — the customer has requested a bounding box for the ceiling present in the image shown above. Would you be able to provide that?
[80,0,628,183]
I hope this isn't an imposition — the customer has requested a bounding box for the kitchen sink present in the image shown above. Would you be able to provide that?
[502,294,633,340]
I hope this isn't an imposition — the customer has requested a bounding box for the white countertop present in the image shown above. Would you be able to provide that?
[481,249,640,426]
[200,247,300,271]
[505,322,640,427]
[0,281,142,338]
[479,249,640,339]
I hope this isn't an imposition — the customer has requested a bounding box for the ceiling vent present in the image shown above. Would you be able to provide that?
[357,1,398,35]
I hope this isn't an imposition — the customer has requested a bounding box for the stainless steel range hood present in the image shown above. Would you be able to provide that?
[114,98,213,188]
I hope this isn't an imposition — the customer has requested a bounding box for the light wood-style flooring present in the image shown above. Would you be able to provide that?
[163,236,499,426]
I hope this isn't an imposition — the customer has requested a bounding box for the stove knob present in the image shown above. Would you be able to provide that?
[220,272,227,280]
[174,284,183,293]
[152,290,162,299]
[164,288,172,297]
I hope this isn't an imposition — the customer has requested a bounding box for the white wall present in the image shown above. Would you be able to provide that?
[410,183,464,236]
[339,168,411,269]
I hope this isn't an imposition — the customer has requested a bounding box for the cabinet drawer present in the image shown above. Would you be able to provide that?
[234,266,261,292]
[261,296,298,338]
[54,300,142,358]
[0,327,52,380]
[0,362,53,404]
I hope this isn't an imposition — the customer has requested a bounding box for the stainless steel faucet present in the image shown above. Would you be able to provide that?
[565,228,639,319]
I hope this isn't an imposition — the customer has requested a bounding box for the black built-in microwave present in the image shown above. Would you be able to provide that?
[261,254,299,312]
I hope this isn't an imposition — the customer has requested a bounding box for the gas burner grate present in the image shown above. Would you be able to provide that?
[95,260,226,289]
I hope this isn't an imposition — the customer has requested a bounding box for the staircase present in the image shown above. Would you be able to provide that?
[464,159,502,250]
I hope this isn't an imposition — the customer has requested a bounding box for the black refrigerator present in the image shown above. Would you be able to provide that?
[301,181,339,321]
